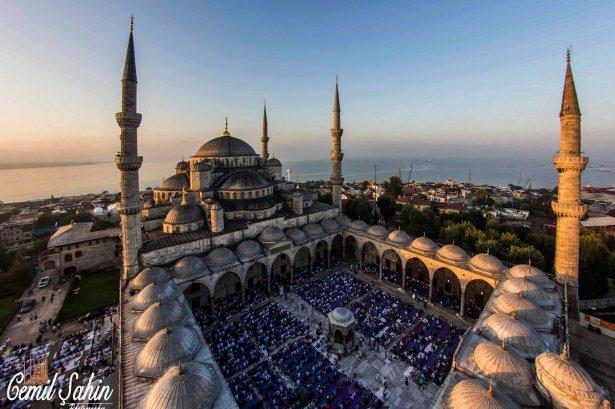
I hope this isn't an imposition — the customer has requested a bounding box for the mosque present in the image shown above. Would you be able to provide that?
[115,20,610,409]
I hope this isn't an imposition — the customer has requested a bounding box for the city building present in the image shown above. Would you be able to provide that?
[0,213,37,250]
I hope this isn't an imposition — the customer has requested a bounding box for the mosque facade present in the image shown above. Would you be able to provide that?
[116,22,609,409]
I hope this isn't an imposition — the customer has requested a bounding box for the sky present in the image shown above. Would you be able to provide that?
[1,1,614,163]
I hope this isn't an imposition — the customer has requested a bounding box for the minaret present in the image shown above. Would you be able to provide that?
[552,49,587,316]
[260,102,269,161]
[115,16,143,282]
[330,77,344,208]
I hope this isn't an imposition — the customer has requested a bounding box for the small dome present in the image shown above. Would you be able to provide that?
[535,348,607,407]
[367,224,388,239]
[508,264,554,289]
[135,326,201,379]
[175,160,189,172]
[144,361,220,409]
[160,173,189,190]
[469,253,505,275]
[302,223,325,239]
[480,313,547,359]
[410,236,439,255]
[321,219,339,233]
[131,281,179,312]
[437,244,469,264]
[130,267,170,292]
[349,220,368,232]
[327,307,355,327]
[205,247,238,269]
[235,240,262,261]
[387,230,412,246]
[266,157,282,167]
[133,301,189,341]
[259,226,287,244]
[194,135,257,158]
[473,341,534,393]
[172,256,208,280]
[491,293,550,328]
[500,278,554,308]
[164,202,204,226]
[335,214,351,227]
[285,227,308,245]
[449,379,517,409]
[219,170,271,191]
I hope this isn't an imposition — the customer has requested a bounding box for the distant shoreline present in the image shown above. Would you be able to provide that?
[0,162,105,170]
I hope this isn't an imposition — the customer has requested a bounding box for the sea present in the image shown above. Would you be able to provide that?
[1,156,613,203]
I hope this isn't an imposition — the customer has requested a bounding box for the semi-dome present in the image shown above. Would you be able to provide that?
[266,157,282,167]
[473,341,534,395]
[507,264,554,289]
[321,219,339,233]
[449,379,518,409]
[491,293,550,328]
[335,214,351,227]
[535,348,608,409]
[437,244,469,264]
[303,223,325,239]
[500,278,554,308]
[205,247,238,268]
[388,229,412,246]
[130,267,170,292]
[133,301,189,341]
[144,361,220,409]
[327,307,356,327]
[259,226,286,244]
[285,227,308,245]
[174,160,189,172]
[469,253,505,275]
[135,326,201,379]
[349,220,368,232]
[479,313,547,359]
[410,236,439,255]
[164,201,204,226]
[367,224,388,239]
[194,135,257,158]
[235,240,262,261]
[160,173,189,190]
[172,256,208,280]
[219,170,271,191]
[131,281,179,312]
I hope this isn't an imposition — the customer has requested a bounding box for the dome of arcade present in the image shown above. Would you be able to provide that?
[235,240,262,261]
[285,227,308,245]
[335,214,351,227]
[133,300,189,341]
[499,278,554,309]
[131,281,179,312]
[507,264,554,289]
[387,229,412,246]
[193,135,257,158]
[321,219,339,233]
[367,224,388,239]
[349,220,368,232]
[135,326,201,379]
[491,293,550,328]
[473,341,534,393]
[259,226,287,244]
[172,256,209,280]
[479,313,547,359]
[144,361,220,409]
[205,247,238,268]
[219,170,272,191]
[303,223,325,239]
[448,379,518,409]
[410,236,439,255]
[469,253,505,276]
[437,244,469,264]
[130,267,170,292]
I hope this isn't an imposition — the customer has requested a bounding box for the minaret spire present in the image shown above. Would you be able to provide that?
[115,17,143,281]
[330,77,344,209]
[560,48,580,118]
[260,100,269,161]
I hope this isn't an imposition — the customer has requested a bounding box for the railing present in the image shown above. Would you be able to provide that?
[579,297,615,310]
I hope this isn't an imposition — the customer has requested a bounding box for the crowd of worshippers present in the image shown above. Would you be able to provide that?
[350,289,421,346]
[0,341,52,394]
[463,300,482,319]
[381,267,403,287]
[361,263,380,278]
[406,277,429,298]
[230,361,300,409]
[431,288,461,311]
[239,303,308,353]
[391,315,461,387]
[296,271,371,315]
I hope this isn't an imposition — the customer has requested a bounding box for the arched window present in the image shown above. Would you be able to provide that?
[75,250,83,258]
[64,253,73,262]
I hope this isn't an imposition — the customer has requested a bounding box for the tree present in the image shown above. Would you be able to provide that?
[474,189,495,206]
[0,244,13,271]
[579,230,610,299]
[383,176,403,199]
[92,219,116,231]
[400,206,439,237]
[377,196,396,227]
[507,245,545,269]
[318,191,332,205]
[73,212,93,223]
[440,221,482,252]
[344,198,373,223]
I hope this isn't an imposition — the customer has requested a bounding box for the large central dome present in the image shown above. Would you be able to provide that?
[194,135,257,157]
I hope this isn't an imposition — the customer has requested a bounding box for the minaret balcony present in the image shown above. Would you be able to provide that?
[115,154,143,171]
[551,201,586,218]
[553,154,588,172]
[115,112,142,128]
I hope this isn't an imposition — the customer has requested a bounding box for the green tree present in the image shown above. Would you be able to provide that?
[383,176,403,199]
[579,230,610,299]
[507,245,545,269]
[400,206,439,237]
[344,198,373,223]
[474,189,495,206]
[92,219,116,231]
[73,212,93,223]
[377,196,396,227]
[318,191,332,205]
[0,244,13,271]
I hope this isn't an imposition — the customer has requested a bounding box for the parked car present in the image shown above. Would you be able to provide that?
[19,299,36,314]
[37,277,50,288]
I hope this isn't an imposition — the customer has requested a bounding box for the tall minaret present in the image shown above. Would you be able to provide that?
[552,49,587,315]
[115,17,143,282]
[260,102,269,161]
[330,77,344,208]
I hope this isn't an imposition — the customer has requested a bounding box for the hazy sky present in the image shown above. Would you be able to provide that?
[1,1,614,163]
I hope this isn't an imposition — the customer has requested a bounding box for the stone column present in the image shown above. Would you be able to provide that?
[428,276,434,301]
[460,289,466,317]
